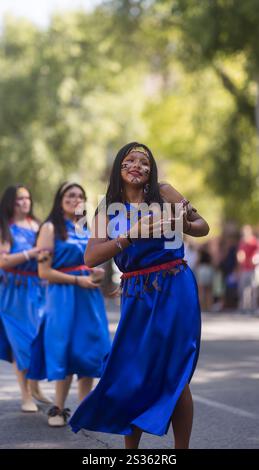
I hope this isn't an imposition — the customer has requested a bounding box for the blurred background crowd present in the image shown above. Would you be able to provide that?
[184,224,259,314]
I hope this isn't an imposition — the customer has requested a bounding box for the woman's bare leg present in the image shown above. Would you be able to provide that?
[78,377,94,402]
[13,361,32,402]
[29,379,43,394]
[55,375,73,409]
[28,379,53,403]
[13,362,38,411]
[171,383,193,449]
[124,425,143,449]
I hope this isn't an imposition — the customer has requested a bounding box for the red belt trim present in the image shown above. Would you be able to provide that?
[57,264,93,273]
[4,268,37,277]
[4,264,93,276]
[121,258,187,279]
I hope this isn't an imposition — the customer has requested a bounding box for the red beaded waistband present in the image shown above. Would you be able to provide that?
[4,268,38,277]
[4,264,93,276]
[57,264,93,273]
[121,258,187,279]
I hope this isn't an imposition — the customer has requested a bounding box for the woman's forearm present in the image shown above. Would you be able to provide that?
[86,212,209,269]
[185,218,210,237]
[38,266,79,284]
[0,251,30,269]
[85,237,130,268]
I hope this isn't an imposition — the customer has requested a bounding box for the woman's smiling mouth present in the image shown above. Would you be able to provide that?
[129,170,142,177]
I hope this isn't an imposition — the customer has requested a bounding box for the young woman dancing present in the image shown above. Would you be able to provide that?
[69,142,209,448]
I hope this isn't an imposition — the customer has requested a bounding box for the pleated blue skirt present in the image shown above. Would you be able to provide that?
[0,317,12,363]
[69,264,201,436]
[28,283,111,381]
[0,274,43,371]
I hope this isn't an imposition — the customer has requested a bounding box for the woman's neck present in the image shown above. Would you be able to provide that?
[122,185,145,204]
[12,214,29,223]
[64,213,77,223]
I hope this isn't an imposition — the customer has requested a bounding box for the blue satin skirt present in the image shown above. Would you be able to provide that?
[69,264,201,436]
[0,274,43,371]
[27,283,112,381]
[0,317,12,363]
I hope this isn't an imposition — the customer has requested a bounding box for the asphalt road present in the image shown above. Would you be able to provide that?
[0,306,259,449]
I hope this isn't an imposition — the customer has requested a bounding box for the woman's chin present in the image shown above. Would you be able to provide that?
[123,178,144,187]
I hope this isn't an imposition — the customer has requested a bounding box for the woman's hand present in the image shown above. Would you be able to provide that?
[128,213,176,239]
[186,202,197,217]
[77,275,101,289]
[90,267,105,283]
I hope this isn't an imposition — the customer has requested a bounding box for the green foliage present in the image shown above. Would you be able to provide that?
[153,0,259,224]
[0,1,258,228]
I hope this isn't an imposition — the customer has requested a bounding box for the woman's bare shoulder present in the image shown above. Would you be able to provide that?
[39,221,55,236]
[158,181,184,202]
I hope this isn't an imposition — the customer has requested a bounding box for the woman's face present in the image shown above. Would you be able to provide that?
[120,151,151,186]
[61,186,86,217]
[14,187,31,217]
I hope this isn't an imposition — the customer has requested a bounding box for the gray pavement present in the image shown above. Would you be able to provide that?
[0,306,259,449]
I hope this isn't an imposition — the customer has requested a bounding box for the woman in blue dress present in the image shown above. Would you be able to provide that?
[0,184,52,412]
[69,142,210,449]
[28,182,112,427]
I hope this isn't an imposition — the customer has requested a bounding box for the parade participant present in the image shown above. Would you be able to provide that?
[69,142,209,449]
[0,185,52,412]
[28,182,111,427]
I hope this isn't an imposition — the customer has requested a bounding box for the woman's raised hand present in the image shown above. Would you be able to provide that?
[128,213,176,239]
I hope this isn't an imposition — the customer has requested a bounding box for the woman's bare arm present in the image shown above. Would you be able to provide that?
[85,182,210,269]
[84,210,130,268]
[0,235,39,269]
[37,222,79,284]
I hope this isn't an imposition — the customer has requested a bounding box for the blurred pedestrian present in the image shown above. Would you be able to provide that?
[28,182,111,427]
[196,245,214,311]
[237,225,258,312]
[0,184,51,412]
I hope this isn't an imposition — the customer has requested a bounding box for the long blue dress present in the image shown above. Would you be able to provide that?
[69,202,201,437]
[0,223,44,371]
[27,218,111,381]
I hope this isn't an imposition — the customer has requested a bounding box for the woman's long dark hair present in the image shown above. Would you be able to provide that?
[96,142,164,214]
[44,182,87,241]
[0,184,37,244]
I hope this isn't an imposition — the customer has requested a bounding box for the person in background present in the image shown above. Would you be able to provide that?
[237,225,258,313]
[195,245,214,312]
[28,182,111,427]
[0,184,52,412]
[184,238,199,274]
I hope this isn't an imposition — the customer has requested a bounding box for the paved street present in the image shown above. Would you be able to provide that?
[0,305,259,449]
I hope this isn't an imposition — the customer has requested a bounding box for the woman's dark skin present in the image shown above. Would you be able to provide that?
[85,150,210,449]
